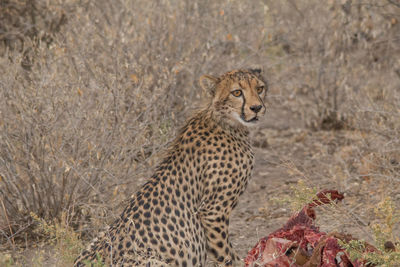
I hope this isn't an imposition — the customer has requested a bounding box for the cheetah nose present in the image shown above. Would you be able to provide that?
[250,105,263,113]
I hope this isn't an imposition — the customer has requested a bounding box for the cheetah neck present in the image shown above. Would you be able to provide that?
[198,108,250,138]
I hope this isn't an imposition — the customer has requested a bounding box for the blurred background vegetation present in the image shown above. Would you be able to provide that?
[0,0,399,265]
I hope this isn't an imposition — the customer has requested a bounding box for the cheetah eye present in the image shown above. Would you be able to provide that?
[231,89,242,97]
[256,86,264,95]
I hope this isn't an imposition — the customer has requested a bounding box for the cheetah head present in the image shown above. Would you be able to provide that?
[200,69,267,127]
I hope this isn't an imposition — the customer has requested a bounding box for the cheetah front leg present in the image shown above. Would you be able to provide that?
[201,216,241,267]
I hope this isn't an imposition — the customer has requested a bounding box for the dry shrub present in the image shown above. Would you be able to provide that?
[265,0,399,131]
[0,0,272,244]
[0,0,69,69]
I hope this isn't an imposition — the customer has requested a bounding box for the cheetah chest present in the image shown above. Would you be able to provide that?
[199,130,255,213]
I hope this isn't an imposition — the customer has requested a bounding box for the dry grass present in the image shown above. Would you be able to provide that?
[0,0,399,265]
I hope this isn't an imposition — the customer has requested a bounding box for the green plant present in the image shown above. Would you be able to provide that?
[31,212,84,265]
[82,253,105,267]
[272,176,319,212]
[0,253,14,267]
[340,197,400,266]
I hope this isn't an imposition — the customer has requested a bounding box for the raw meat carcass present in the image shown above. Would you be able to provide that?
[245,190,377,267]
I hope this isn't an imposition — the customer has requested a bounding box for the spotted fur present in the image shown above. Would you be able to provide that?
[74,69,267,267]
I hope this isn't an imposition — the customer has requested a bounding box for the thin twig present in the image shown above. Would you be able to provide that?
[1,197,15,247]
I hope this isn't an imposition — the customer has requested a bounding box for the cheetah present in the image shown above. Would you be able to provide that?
[74,69,268,267]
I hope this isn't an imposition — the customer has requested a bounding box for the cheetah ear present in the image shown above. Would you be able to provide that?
[199,75,218,96]
[249,67,263,75]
